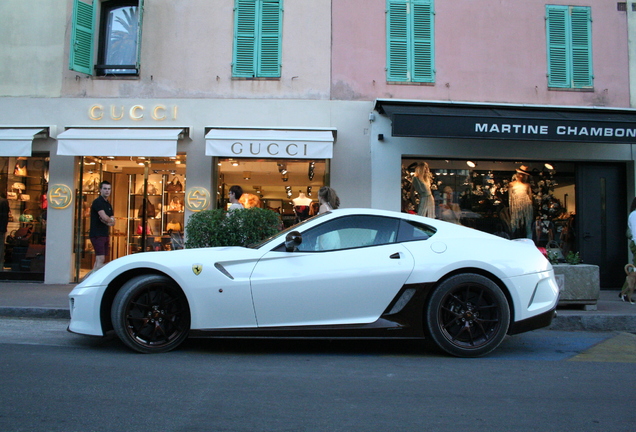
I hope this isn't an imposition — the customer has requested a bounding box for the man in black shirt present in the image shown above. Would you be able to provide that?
[90,181,114,271]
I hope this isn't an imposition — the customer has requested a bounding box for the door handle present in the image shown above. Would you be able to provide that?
[390,252,401,259]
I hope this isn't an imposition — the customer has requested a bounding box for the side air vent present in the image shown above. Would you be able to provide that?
[214,263,234,280]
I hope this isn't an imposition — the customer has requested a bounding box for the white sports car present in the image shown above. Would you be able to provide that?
[68,208,559,357]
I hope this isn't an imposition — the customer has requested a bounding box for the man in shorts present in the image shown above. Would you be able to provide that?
[90,180,115,271]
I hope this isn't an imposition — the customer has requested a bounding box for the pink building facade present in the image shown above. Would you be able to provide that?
[332,0,629,107]
[331,0,635,288]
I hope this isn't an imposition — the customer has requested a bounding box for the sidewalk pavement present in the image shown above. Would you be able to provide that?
[0,281,635,332]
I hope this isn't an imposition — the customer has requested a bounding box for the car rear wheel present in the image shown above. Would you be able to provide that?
[425,273,510,357]
[111,274,191,353]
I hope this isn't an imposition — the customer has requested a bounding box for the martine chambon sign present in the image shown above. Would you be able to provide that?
[392,113,636,143]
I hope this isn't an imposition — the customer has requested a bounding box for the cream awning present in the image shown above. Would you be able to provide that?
[205,129,335,159]
[57,128,185,156]
[0,128,45,156]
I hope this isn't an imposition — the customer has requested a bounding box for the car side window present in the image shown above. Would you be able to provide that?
[298,216,400,252]
[396,219,436,242]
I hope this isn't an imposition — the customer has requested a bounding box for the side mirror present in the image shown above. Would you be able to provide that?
[285,231,302,252]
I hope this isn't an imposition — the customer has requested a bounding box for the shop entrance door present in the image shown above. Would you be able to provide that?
[74,156,186,282]
[576,163,627,288]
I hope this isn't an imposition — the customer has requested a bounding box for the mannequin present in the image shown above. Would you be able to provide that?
[509,165,534,239]
[412,162,435,218]
[293,192,313,223]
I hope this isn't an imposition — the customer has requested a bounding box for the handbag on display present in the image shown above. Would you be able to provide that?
[20,194,31,201]
[12,182,26,191]
[166,221,182,232]
[166,177,183,192]
[137,183,158,195]
[546,240,565,262]
[83,178,98,193]
[136,224,153,235]
[7,192,17,200]
[19,213,33,222]
[168,197,183,211]
[14,159,27,177]
[138,199,156,218]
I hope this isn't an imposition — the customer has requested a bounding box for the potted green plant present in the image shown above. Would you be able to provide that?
[185,207,282,248]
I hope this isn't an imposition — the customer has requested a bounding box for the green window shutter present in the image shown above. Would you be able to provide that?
[411,0,434,82]
[234,0,257,77]
[136,0,145,72]
[387,0,409,81]
[546,5,592,89]
[257,0,282,77]
[546,6,569,87]
[233,0,282,78]
[570,7,592,88]
[69,0,95,75]
[386,0,434,83]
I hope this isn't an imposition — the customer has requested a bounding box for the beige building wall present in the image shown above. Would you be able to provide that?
[1,0,332,99]
[0,1,67,96]
[62,0,332,99]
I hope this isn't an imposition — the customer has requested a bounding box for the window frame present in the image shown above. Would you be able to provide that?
[545,5,593,90]
[232,0,283,79]
[69,0,144,77]
[386,0,435,84]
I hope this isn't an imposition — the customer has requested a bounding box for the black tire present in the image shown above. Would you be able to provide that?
[111,274,190,353]
[425,273,510,358]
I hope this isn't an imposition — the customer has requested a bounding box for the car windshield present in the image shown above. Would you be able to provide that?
[247,212,331,249]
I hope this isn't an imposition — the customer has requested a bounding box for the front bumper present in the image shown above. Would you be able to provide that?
[67,284,107,336]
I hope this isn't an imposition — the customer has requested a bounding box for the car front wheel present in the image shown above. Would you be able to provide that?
[425,273,510,357]
[111,274,191,353]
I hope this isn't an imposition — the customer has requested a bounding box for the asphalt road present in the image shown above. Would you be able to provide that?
[1,317,635,432]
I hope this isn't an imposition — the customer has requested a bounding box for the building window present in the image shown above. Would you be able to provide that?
[386,0,435,83]
[69,0,144,77]
[546,5,593,89]
[232,0,283,78]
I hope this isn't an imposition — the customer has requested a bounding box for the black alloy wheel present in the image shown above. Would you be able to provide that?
[111,274,191,353]
[425,273,510,357]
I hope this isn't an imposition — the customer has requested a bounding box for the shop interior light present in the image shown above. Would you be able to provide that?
[243,171,251,180]
[545,163,554,170]
[466,161,476,168]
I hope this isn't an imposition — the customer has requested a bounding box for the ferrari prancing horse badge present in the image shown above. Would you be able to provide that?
[192,264,203,275]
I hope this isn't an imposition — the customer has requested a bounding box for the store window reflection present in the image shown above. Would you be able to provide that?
[0,155,49,280]
[402,159,576,254]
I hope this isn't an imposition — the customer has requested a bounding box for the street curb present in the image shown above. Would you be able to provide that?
[0,307,70,319]
[548,315,636,332]
[1,306,635,334]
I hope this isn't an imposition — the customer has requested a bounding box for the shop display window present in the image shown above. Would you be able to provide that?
[216,158,327,228]
[0,155,49,279]
[402,159,576,253]
[75,156,186,281]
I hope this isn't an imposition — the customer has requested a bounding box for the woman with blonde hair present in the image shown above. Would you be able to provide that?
[413,162,435,218]
[318,186,340,214]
